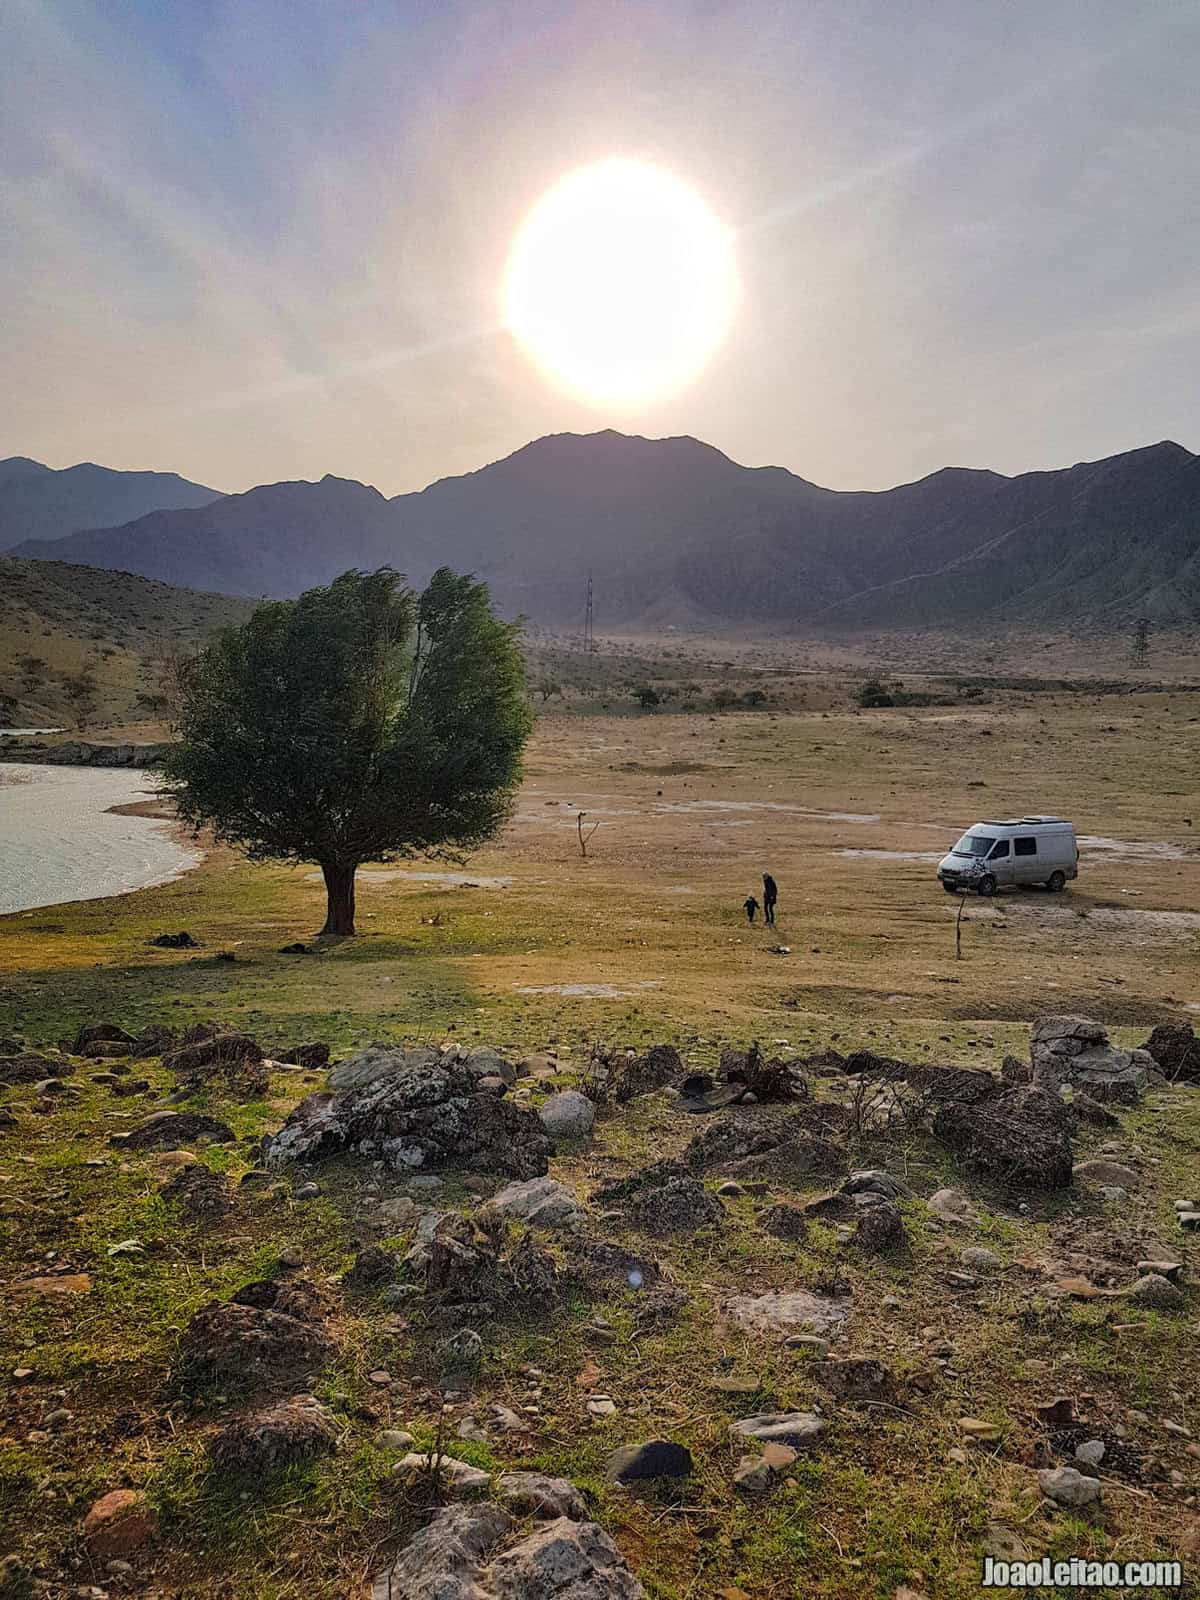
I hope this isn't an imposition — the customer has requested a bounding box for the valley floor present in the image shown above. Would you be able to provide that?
[1,678,1198,1597]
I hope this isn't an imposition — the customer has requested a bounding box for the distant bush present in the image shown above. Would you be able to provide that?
[855,677,894,708]
[634,686,661,710]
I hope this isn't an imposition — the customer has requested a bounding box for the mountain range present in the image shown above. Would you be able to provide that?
[0,456,221,549]
[5,433,1199,628]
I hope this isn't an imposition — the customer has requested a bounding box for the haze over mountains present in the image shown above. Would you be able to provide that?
[0,456,221,550]
[6,433,1199,629]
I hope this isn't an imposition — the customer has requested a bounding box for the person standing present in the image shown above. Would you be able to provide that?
[762,872,778,926]
[743,894,759,924]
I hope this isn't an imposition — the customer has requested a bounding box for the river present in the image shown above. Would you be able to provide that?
[0,763,201,916]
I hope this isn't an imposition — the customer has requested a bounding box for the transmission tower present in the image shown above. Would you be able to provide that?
[582,570,594,654]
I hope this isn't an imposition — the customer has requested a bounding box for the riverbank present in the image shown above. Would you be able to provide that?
[0,763,200,915]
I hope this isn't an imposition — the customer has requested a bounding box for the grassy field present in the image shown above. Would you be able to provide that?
[2,658,1199,1598]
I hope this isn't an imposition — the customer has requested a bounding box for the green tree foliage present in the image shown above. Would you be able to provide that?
[161,567,531,936]
[635,685,661,710]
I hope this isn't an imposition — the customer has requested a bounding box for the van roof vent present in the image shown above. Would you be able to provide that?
[1020,815,1066,824]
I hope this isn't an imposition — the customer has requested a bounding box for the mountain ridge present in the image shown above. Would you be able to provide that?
[0,457,223,550]
[8,432,1198,628]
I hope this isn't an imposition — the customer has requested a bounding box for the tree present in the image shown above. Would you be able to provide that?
[161,567,531,936]
[62,660,99,727]
[634,685,661,710]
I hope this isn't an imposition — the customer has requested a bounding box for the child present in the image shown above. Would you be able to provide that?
[743,894,759,924]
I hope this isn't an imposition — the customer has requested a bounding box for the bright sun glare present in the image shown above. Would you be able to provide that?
[504,159,738,408]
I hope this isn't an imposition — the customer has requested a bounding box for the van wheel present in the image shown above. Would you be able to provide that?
[976,874,997,897]
[942,882,959,894]
[1046,870,1066,892]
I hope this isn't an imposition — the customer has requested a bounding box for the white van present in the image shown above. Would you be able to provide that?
[937,816,1078,896]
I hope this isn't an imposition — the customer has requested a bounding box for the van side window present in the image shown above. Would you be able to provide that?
[988,840,1010,859]
[1014,837,1037,856]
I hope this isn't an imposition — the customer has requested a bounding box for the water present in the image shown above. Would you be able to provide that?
[0,764,200,915]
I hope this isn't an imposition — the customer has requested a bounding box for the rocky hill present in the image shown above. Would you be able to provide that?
[0,558,253,728]
[10,433,1200,630]
[0,456,221,550]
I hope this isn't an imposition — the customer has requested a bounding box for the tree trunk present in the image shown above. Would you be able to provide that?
[319,861,357,936]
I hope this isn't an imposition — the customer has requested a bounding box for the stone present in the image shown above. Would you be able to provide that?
[177,1298,333,1385]
[761,1442,797,1470]
[724,1288,850,1338]
[159,1162,233,1223]
[113,1112,235,1150]
[82,1489,158,1558]
[854,1200,905,1252]
[265,1056,553,1179]
[1136,1259,1183,1281]
[209,1394,337,1471]
[1031,1015,1149,1104]
[926,1188,978,1224]
[820,1357,897,1405]
[1179,1211,1200,1231]
[1129,1272,1186,1310]
[843,1169,910,1200]
[294,1181,320,1200]
[483,1175,583,1229]
[605,1440,692,1482]
[466,1046,517,1086]
[759,1202,810,1242]
[982,1524,1030,1563]
[496,1471,587,1520]
[1139,1022,1200,1084]
[538,1090,596,1140]
[1070,1092,1119,1128]
[73,1022,137,1055]
[163,1032,267,1096]
[344,1244,399,1289]
[1075,1439,1106,1467]
[0,1052,71,1086]
[933,1085,1074,1190]
[958,1418,1002,1443]
[393,1453,492,1494]
[733,1454,773,1495]
[1073,1159,1140,1188]
[278,1042,330,1070]
[961,1247,1001,1272]
[612,1043,683,1101]
[729,1412,824,1447]
[329,1043,439,1092]
[1038,1465,1102,1509]
[1035,1396,1075,1427]
[784,1334,829,1355]
[485,1517,646,1599]
[712,1375,761,1393]
[379,1429,415,1450]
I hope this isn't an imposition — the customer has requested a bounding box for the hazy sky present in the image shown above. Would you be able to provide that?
[4,0,1198,495]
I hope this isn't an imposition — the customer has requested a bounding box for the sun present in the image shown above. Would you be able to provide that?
[503,159,738,408]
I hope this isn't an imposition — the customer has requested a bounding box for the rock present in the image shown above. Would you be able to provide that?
[265,1057,554,1179]
[761,1442,797,1470]
[1179,1211,1200,1232]
[961,1247,1001,1272]
[591,1162,723,1235]
[760,1202,811,1242]
[483,1176,583,1229]
[393,1453,492,1494]
[958,1418,1002,1443]
[1038,1465,1102,1509]
[163,1032,267,1096]
[114,1112,235,1150]
[538,1090,595,1139]
[177,1299,333,1385]
[1075,1439,1106,1467]
[329,1043,439,1092]
[982,1524,1030,1563]
[613,1044,683,1102]
[1130,1272,1186,1310]
[933,1086,1074,1190]
[605,1440,693,1482]
[854,1201,905,1252]
[279,1041,330,1070]
[1097,1184,1126,1204]
[82,1489,158,1557]
[730,1412,824,1447]
[159,1162,232,1223]
[294,1181,321,1200]
[12,1272,92,1297]
[1031,1015,1149,1104]
[733,1454,774,1495]
[1136,1259,1183,1282]
[73,1022,137,1055]
[725,1288,850,1338]
[1070,1092,1119,1128]
[209,1394,337,1471]
[1073,1159,1140,1188]
[926,1188,979,1224]
[485,1516,647,1599]
[1139,1022,1200,1084]
[368,1505,511,1597]
[1001,1054,1032,1085]
[344,1244,399,1289]
[379,1428,415,1450]
[820,1357,897,1405]
[1035,1396,1075,1427]
[843,1169,910,1199]
[784,1333,830,1355]
[496,1471,587,1520]
[465,1046,517,1086]
[149,930,199,948]
[0,1052,72,1086]
[683,1107,843,1179]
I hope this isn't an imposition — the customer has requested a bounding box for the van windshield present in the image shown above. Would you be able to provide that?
[952,833,996,858]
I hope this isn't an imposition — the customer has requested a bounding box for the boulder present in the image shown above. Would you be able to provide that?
[208,1394,337,1471]
[842,1169,910,1200]
[163,1031,267,1096]
[1139,1022,1200,1084]
[1031,1015,1150,1104]
[484,1176,583,1229]
[329,1044,439,1092]
[759,1202,810,1242]
[72,1022,137,1055]
[1038,1465,1101,1509]
[933,1086,1073,1189]
[496,1471,587,1520]
[538,1090,595,1139]
[0,1052,71,1087]
[724,1288,850,1338]
[1129,1272,1186,1310]
[177,1299,333,1385]
[159,1162,232,1223]
[264,1057,553,1179]
[1073,1159,1140,1189]
[612,1043,683,1102]
[854,1201,906,1252]
[819,1357,898,1404]
[683,1106,844,1179]
[466,1046,517,1086]
[114,1112,236,1150]
[81,1489,158,1558]
[592,1163,723,1235]
[393,1454,492,1494]
[926,1187,979,1224]
[278,1042,330,1070]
